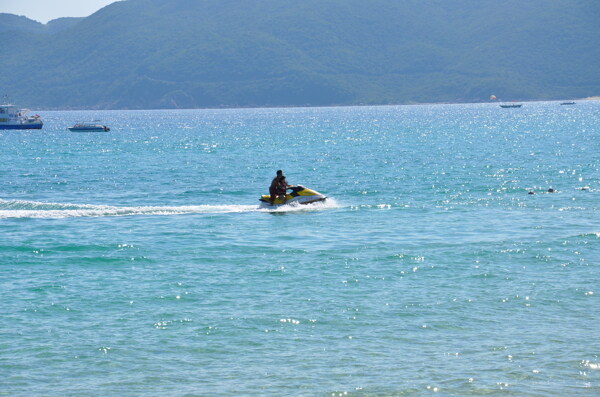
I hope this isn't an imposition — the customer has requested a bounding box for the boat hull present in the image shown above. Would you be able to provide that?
[260,195,327,206]
[0,123,43,130]
[259,185,326,206]
[67,123,110,132]
[68,127,109,132]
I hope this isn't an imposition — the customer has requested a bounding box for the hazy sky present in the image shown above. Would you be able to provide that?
[0,0,119,23]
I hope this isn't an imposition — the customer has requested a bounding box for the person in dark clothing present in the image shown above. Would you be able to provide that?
[269,170,289,205]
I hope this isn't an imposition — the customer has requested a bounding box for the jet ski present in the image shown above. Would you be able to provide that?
[259,185,326,205]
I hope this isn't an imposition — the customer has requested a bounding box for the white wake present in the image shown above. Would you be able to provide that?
[0,198,339,219]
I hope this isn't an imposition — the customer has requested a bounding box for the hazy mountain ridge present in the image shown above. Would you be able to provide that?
[1,0,599,109]
[0,13,83,34]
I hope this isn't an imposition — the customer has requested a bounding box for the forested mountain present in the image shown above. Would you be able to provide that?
[0,14,82,34]
[1,0,599,109]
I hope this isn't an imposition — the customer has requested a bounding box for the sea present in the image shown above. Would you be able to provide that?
[1,101,599,396]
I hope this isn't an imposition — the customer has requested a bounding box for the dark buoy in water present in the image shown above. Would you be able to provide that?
[548,188,555,193]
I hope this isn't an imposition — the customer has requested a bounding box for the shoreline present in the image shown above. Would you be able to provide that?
[31,97,600,112]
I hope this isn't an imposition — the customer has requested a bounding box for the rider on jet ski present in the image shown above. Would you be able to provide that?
[269,170,290,205]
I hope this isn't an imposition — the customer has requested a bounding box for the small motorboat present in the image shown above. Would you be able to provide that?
[68,122,110,132]
[259,185,326,206]
[560,101,576,105]
[500,104,523,108]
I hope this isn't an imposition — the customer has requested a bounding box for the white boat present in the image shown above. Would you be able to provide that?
[0,104,43,129]
[67,122,110,132]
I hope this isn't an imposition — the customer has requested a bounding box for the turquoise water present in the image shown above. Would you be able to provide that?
[1,102,599,396]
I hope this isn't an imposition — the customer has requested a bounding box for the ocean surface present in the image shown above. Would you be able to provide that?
[1,102,599,396]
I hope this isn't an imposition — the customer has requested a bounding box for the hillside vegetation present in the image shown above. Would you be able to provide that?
[1,0,599,109]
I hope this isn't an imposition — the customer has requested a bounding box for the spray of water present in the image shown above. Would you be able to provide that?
[0,198,340,219]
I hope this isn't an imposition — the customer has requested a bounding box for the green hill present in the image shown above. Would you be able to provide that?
[1,0,599,109]
[0,14,82,34]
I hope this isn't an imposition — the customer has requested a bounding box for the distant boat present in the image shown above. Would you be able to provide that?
[560,101,576,105]
[67,122,110,132]
[500,104,523,108]
[0,103,43,129]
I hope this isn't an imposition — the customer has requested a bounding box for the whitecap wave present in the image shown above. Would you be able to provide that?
[0,198,339,219]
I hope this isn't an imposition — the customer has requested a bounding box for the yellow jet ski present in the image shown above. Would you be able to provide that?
[259,185,326,205]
